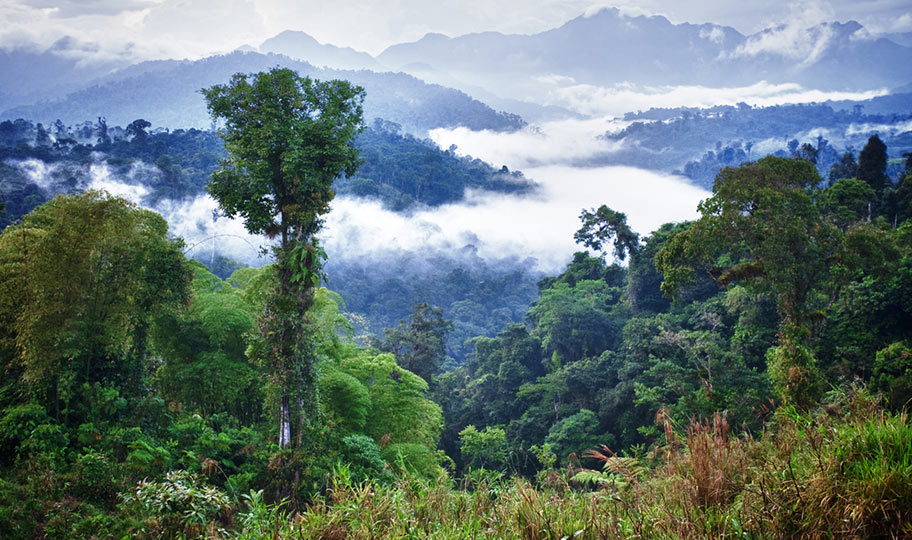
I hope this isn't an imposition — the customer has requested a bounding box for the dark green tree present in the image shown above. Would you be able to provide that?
[574,205,640,261]
[202,68,364,448]
[828,151,857,185]
[655,157,886,406]
[857,134,889,194]
[380,303,453,384]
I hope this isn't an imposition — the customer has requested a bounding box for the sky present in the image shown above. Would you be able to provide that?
[2,0,911,61]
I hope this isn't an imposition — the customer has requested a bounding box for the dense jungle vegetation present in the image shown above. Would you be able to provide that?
[1,74,912,538]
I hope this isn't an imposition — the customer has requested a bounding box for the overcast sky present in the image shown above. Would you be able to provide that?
[1,0,910,62]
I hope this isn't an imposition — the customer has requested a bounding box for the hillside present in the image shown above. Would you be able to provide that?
[1,51,525,135]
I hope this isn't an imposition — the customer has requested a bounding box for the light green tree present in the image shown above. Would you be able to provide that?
[0,191,190,422]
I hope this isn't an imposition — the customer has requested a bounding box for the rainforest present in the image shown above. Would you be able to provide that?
[1,2,912,539]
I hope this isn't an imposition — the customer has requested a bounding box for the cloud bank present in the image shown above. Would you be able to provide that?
[535,80,888,117]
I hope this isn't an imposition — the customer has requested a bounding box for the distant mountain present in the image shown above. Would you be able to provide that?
[0,37,130,111]
[259,31,381,71]
[1,51,525,134]
[882,31,912,48]
[377,8,912,104]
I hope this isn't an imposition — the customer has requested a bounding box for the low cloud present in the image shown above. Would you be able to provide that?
[156,195,270,265]
[846,119,912,137]
[539,81,887,117]
[699,25,725,44]
[323,165,707,274]
[429,116,630,169]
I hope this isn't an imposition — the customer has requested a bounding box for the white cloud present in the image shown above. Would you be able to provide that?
[699,25,725,44]
[21,0,155,18]
[845,119,912,137]
[323,165,706,274]
[428,116,630,169]
[534,73,577,85]
[141,0,266,58]
[156,195,270,264]
[87,162,150,201]
[538,80,888,117]
[726,0,838,65]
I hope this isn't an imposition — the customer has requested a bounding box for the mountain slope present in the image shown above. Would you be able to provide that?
[377,8,912,99]
[1,51,524,134]
[259,30,381,71]
[0,38,130,111]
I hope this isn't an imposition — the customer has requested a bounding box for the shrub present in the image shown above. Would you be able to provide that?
[121,469,230,538]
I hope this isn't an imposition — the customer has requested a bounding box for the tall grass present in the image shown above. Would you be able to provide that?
[170,387,912,539]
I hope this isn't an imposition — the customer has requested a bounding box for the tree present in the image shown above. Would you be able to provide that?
[202,68,364,448]
[574,205,640,261]
[829,151,857,185]
[125,119,152,143]
[857,134,888,194]
[0,192,190,422]
[152,263,261,421]
[820,178,875,230]
[656,158,845,405]
[380,303,453,384]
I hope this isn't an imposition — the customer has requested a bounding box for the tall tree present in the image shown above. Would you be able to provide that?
[202,68,364,448]
[857,134,889,194]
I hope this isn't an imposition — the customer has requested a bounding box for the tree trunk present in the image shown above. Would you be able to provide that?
[279,394,291,448]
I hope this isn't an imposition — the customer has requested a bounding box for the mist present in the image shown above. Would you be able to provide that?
[533,81,888,117]
[8,114,710,276]
[323,165,707,274]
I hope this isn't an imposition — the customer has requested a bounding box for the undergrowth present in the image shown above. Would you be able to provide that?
[7,386,908,538]
[212,386,912,539]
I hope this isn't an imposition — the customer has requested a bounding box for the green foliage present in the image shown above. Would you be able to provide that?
[319,369,372,433]
[574,205,640,261]
[0,191,191,421]
[458,425,509,471]
[857,134,889,194]
[203,68,364,238]
[544,409,602,465]
[872,341,912,408]
[819,177,875,229]
[340,434,391,483]
[655,157,898,405]
[122,469,231,538]
[527,279,626,367]
[204,67,365,450]
[337,120,534,209]
[382,442,443,481]
[338,348,443,451]
[153,262,261,420]
[379,302,453,383]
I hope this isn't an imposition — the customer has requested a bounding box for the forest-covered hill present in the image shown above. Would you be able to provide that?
[593,97,912,186]
[1,51,525,135]
[1,45,911,536]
